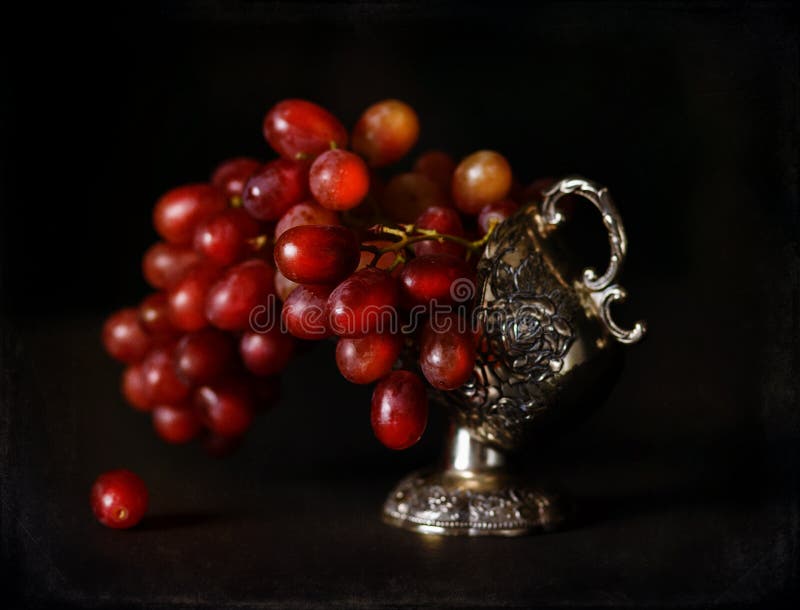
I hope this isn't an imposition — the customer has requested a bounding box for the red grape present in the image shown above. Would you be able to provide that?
[153,184,228,245]
[139,293,175,338]
[142,242,201,290]
[281,284,332,340]
[102,308,151,364]
[452,151,512,214]
[195,378,255,438]
[327,267,399,337]
[419,314,476,390]
[205,259,276,331]
[274,200,340,239]
[263,99,347,160]
[309,149,370,211]
[211,157,262,198]
[413,150,456,192]
[274,225,359,284]
[90,470,148,529]
[274,269,299,301]
[121,364,152,411]
[413,206,465,257]
[239,328,296,376]
[141,344,190,405]
[352,100,419,167]
[382,172,448,223]
[335,333,403,384]
[152,403,202,444]
[242,158,308,221]
[370,371,428,450]
[174,328,235,385]
[167,265,221,332]
[477,199,519,235]
[193,207,261,266]
[399,254,473,307]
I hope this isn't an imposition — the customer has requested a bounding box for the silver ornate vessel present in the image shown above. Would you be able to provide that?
[383,177,646,536]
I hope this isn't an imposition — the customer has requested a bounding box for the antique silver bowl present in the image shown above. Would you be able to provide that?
[383,177,646,536]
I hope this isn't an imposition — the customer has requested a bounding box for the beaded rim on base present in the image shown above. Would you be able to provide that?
[382,471,566,537]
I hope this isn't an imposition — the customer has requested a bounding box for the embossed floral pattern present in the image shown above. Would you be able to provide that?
[438,208,577,449]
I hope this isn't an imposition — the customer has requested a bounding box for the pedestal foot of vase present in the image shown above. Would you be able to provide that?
[382,426,566,536]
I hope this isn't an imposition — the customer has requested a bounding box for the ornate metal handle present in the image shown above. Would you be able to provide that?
[540,177,646,344]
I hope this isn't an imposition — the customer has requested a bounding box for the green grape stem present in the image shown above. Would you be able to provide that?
[364,221,498,267]
[246,220,498,269]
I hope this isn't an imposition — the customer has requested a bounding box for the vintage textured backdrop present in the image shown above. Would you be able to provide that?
[1,2,797,608]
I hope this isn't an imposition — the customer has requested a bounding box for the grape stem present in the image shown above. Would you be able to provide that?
[246,220,498,268]
[365,221,498,269]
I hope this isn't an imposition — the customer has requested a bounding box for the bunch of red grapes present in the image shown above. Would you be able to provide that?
[102,98,545,458]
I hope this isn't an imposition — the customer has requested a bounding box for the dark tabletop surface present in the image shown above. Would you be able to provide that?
[1,2,798,608]
[2,286,797,608]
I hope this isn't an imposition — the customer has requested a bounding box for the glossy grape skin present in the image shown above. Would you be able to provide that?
[370,370,428,450]
[382,172,448,223]
[239,328,296,376]
[242,159,308,221]
[281,284,332,340]
[274,225,360,284]
[152,404,202,444]
[153,184,228,245]
[167,265,221,332]
[121,364,152,411]
[352,100,419,167]
[141,344,190,405]
[195,378,255,438]
[327,267,400,337]
[419,315,477,390]
[174,328,235,385]
[413,206,465,258]
[193,207,261,266]
[273,269,299,301]
[399,254,473,307]
[452,151,512,214]
[335,333,403,384]
[413,150,456,192]
[138,293,175,338]
[211,157,262,198]
[477,199,519,235]
[90,470,148,529]
[309,149,370,211]
[102,308,151,364]
[263,99,348,160]
[205,259,276,331]
[142,242,202,290]
[274,200,340,239]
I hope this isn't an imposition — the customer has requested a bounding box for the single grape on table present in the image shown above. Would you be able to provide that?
[91,470,148,529]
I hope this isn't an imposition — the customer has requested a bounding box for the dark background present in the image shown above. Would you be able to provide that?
[1,2,798,608]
